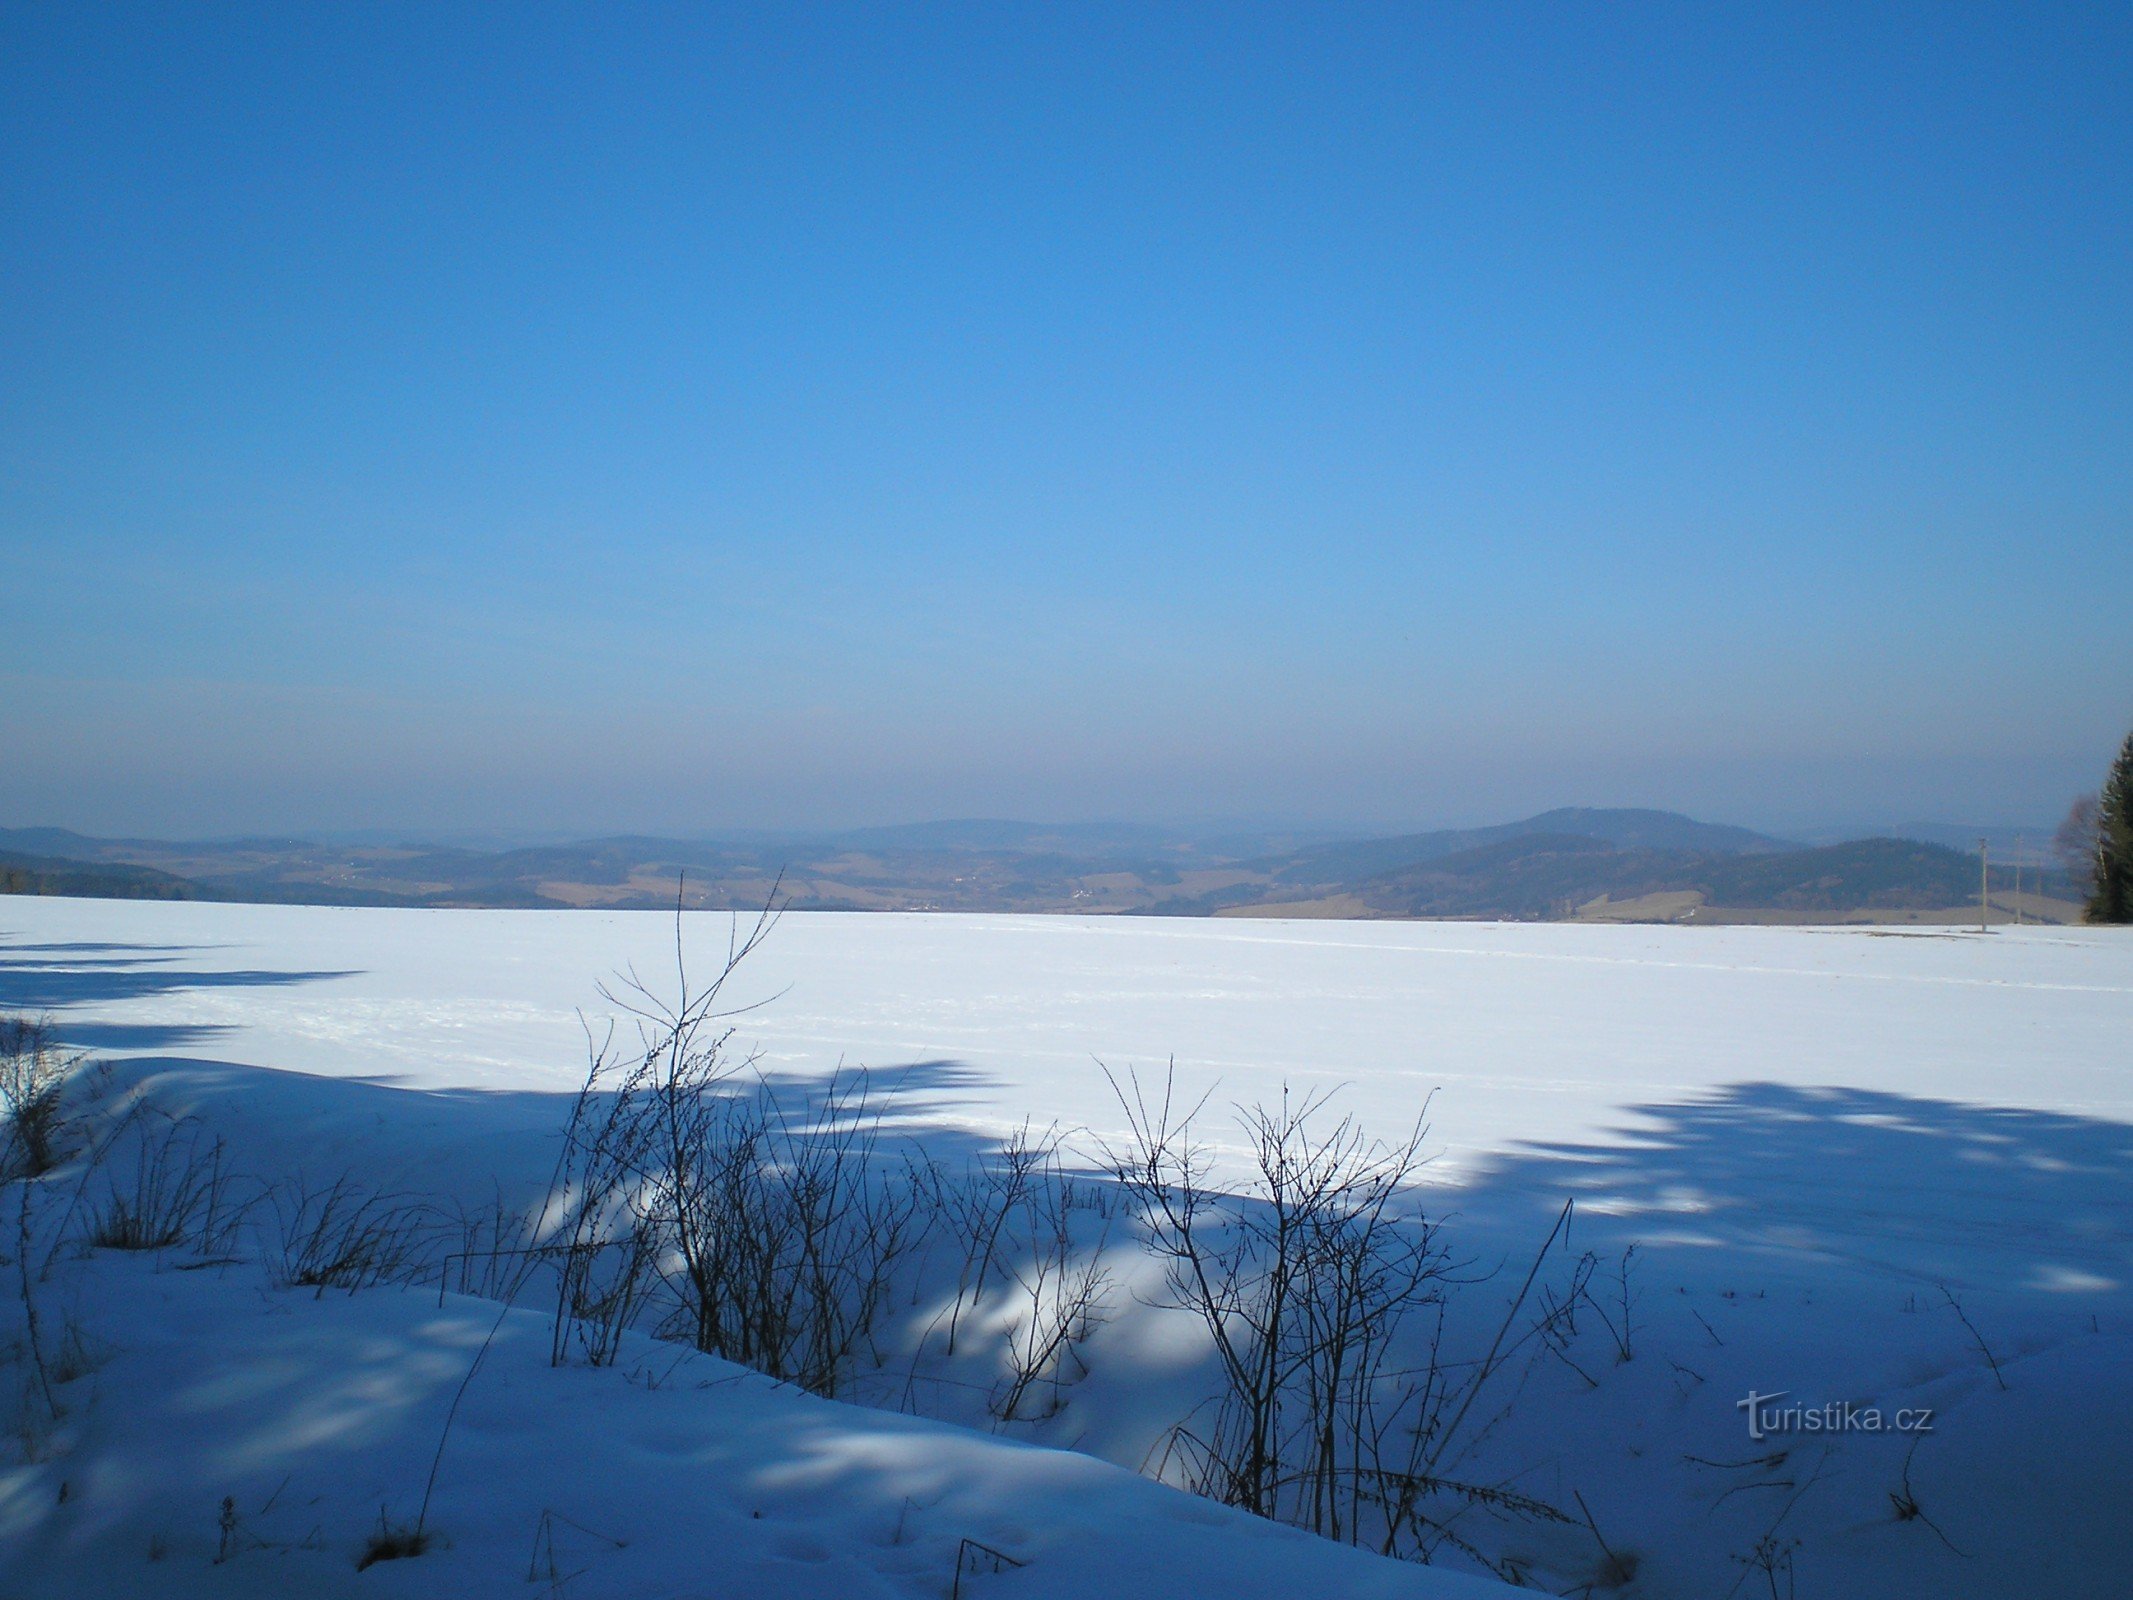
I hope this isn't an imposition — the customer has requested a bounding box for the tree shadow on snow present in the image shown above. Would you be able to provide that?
[1448,1080,2133,1296]
[45,1019,238,1051]
[0,937,357,1011]
[90,1050,1017,1216]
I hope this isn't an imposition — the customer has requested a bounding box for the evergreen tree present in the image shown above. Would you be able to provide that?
[2090,729,2133,924]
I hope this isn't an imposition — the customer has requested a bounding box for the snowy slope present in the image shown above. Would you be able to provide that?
[2,1255,1510,1600]
[3,898,2131,1595]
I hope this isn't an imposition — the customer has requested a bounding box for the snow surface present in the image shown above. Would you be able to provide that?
[1,1254,1509,1599]
[3,898,2131,1596]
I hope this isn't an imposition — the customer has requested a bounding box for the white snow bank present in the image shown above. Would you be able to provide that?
[0,1255,1511,1599]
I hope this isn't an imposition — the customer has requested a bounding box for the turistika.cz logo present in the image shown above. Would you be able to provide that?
[1736,1390,1934,1441]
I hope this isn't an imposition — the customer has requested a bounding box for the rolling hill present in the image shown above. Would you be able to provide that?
[0,812,2076,921]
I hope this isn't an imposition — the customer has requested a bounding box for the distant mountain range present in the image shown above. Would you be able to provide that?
[1147,831,2058,923]
[1244,807,1786,889]
[0,809,2081,923]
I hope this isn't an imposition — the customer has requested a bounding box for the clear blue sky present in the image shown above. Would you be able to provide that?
[4,3,2127,837]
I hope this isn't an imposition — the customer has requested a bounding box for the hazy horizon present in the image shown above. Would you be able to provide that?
[5,6,2126,840]
[0,798,2080,855]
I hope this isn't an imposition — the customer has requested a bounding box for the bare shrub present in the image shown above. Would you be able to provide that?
[941,1125,1114,1425]
[991,1209,1111,1424]
[645,1067,930,1395]
[1,1017,98,1427]
[1357,1199,1589,1571]
[942,1122,1055,1359]
[1104,1069,1446,1531]
[544,1016,664,1366]
[561,1220,661,1368]
[536,1097,661,1370]
[50,1310,111,1384]
[2056,793,2102,902]
[0,1016,81,1178]
[355,1509,431,1570]
[1104,1066,1572,1568]
[269,1177,435,1295]
[435,1193,546,1303]
[545,901,774,1365]
[87,1117,236,1252]
[556,897,935,1396]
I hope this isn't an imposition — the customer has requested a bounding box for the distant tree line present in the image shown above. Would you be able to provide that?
[2060,728,2133,923]
[0,854,200,901]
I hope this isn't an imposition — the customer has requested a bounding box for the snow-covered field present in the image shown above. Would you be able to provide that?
[3,897,2130,1596]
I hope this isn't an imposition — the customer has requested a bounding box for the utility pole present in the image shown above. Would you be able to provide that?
[1978,838,1989,934]
[2015,835,2024,926]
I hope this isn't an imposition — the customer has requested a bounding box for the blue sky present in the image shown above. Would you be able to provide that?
[3,3,2127,837]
